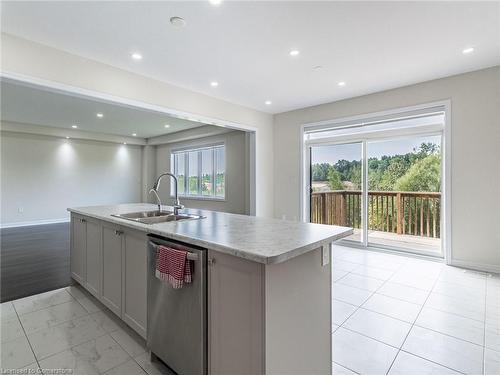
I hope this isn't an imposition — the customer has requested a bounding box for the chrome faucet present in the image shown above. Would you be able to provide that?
[149,172,184,215]
[148,188,162,212]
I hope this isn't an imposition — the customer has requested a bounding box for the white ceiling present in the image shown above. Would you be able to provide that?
[0,80,206,138]
[1,1,499,114]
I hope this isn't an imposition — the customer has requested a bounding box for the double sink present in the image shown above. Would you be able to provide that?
[112,210,204,225]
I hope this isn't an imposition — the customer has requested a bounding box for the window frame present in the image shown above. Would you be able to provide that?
[170,143,226,201]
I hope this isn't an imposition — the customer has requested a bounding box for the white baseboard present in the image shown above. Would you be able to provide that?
[450,259,500,275]
[0,218,69,229]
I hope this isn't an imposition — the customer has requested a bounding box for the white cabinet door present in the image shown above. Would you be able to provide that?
[70,215,86,284]
[101,224,123,317]
[122,229,148,338]
[85,219,101,298]
[208,250,264,375]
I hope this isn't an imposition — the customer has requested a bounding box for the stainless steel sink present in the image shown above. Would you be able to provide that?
[113,210,173,219]
[111,211,204,224]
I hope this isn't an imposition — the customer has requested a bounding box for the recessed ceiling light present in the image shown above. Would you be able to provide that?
[338,81,346,87]
[96,113,104,118]
[164,124,170,128]
[209,0,222,5]
[66,136,70,139]
[170,16,186,28]
[210,81,219,87]
[132,133,137,137]
[462,47,474,55]
[71,125,78,128]
[123,142,127,145]
[289,49,300,57]
[131,52,143,60]
[265,100,272,105]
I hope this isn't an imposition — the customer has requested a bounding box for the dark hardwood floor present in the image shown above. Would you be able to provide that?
[0,222,71,302]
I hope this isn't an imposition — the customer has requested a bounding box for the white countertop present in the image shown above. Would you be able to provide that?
[67,203,353,264]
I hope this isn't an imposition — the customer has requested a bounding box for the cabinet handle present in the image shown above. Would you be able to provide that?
[208,258,215,266]
[114,230,123,236]
[79,218,86,223]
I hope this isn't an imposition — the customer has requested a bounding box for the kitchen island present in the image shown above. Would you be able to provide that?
[68,203,352,375]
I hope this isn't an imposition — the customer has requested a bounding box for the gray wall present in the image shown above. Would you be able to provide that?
[155,130,249,214]
[1,131,143,226]
[273,66,500,271]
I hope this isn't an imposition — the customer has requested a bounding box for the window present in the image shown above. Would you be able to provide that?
[171,144,225,199]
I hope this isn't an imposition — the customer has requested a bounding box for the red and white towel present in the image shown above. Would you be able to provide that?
[155,245,193,289]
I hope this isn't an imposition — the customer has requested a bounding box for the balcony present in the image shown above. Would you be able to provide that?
[310,190,441,254]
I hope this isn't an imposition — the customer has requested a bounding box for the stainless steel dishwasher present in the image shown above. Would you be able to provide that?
[147,234,207,375]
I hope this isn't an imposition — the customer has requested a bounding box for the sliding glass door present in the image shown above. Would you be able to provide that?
[366,135,442,255]
[310,142,363,244]
[305,110,445,257]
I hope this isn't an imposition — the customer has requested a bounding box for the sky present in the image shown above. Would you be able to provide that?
[311,135,441,165]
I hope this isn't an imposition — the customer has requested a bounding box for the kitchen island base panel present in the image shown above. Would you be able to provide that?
[265,246,332,375]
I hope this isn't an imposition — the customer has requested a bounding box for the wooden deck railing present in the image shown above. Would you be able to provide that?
[311,190,441,238]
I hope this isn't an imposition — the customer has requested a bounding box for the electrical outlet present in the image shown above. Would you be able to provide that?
[322,243,331,266]
[18,207,24,213]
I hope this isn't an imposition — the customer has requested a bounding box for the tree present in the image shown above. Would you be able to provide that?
[394,154,441,192]
[334,159,352,181]
[328,168,344,190]
[379,161,407,191]
[312,163,332,181]
[414,142,439,157]
[350,165,362,190]
[311,141,441,192]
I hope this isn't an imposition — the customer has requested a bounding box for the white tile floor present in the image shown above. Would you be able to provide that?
[1,245,499,375]
[0,286,172,375]
[332,245,500,375]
